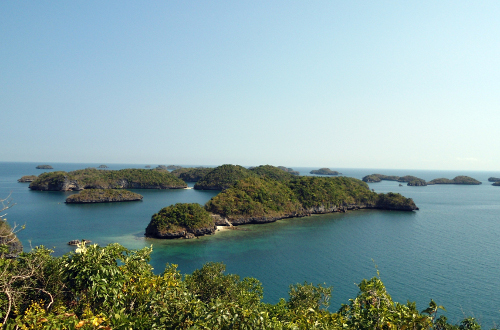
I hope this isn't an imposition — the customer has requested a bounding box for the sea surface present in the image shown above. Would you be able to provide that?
[2,162,500,327]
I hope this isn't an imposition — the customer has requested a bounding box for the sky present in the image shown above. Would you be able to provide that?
[2,1,500,170]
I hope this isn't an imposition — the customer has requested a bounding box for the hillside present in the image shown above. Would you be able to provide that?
[194,164,257,190]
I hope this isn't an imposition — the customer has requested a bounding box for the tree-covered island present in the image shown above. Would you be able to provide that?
[310,168,340,175]
[194,164,258,190]
[36,165,53,169]
[171,167,213,182]
[147,175,418,239]
[428,176,481,185]
[362,174,400,182]
[488,177,500,182]
[29,168,187,191]
[65,189,143,203]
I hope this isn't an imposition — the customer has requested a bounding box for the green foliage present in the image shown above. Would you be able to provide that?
[205,177,302,220]
[398,175,425,183]
[249,165,295,182]
[288,176,377,210]
[29,168,187,190]
[277,166,300,175]
[146,203,213,235]
[194,164,258,190]
[1,243,489,330]
[171,167,213,182]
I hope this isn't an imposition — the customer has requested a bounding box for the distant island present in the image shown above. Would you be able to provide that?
[428,176,481,185]
[29,168,187,191]
[488,177,500,182]
[97,165,108,168]
[66,189,143,203]
[166,165,183,170]
[493,182,500,186]
[147,174,418,239]
[277,166,299,175]
[36,165,53,169]
[17,175,37,183]
[362,174,400,182]
[310,168,340,175]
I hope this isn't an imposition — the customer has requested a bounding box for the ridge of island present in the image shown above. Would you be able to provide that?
[29,168,187,191]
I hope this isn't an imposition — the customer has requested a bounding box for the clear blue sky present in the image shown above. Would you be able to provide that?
[2,1,499,170]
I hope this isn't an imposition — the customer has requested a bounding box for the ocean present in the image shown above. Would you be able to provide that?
[2,162,500,327]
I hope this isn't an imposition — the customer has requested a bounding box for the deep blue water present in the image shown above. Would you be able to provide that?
[2,162,500,327]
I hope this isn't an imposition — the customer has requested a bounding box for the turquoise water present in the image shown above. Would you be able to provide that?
[2,162,500,327]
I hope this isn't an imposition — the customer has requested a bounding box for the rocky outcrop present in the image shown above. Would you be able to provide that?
[18,175,37,182]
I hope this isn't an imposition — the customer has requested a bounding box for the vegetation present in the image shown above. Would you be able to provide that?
[310,168,340,175]
[205,177,302,221]
[488,177,500,182]
[428,176,481,185]
[97,165,108,168]
[194,165,258,190]
[145,203,214,238]
[29,168,187,191]
[17,175,37,183]
[249,165,295,182]
[288,176,378,210]
[362,174,400,183]
[36,165,53,169]
[0,242,490,329]
[398,175,423,183]
[0,195,22,259]
[166,165,183,170]
[171,167,213,182]
[65,189,143,203]
[375,192,419,210]
[493,182,500,186]
[408,179,428,186]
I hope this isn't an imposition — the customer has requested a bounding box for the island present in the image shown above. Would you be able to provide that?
[493,182,500,186]
[65,189,143,203]
[397,175,427,186]
[147,175,418,239]
[17,175,37,183]
[29,168,187,191]
[488,177,500,182]
[428,176,481,185]
[277,166,299,175]
[145,165,151,168]
[156,165,168,170]
[97,165,108,168]
[362,174,400,183]
[310,168,340,175]
[194,164,258,190]
[145,203,216,239]
[166,165,183,170]
[171,167,213,182]
[36,165,53,169]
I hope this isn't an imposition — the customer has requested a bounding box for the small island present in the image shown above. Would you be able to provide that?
[488,177,500,182]
[310,168,340,176]
[194,164,258,190]
[145,165,151,168]
[17,175,38,183]
[97,165,108,168]
[145,203,215,239]
[493,182,500,186]
[65,189,143,203]
[156,165,168,170]
[36,165,53,169]
[397,175,427,186]
[428,176,481,185]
